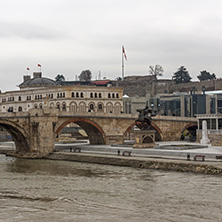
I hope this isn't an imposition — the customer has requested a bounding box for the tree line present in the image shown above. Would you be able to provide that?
[54,66,217,84]
[148,65,217,84]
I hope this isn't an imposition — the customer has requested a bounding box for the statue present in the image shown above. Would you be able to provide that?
[135,103,156,130]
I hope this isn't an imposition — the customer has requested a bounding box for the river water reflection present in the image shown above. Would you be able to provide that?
[0,154,222,222]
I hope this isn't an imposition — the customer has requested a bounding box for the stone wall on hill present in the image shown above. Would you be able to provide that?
[113,75,222,97]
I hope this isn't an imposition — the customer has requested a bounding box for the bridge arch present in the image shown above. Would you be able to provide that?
[56,117,106,144]
[0,119,30,153]
[181,123,198,140]
[124,121,163,141]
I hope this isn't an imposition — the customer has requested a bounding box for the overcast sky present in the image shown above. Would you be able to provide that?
[1,0,222,92]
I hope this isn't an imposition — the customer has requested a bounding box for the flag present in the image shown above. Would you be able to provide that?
[27,67,30,70]
[122,46,127,60]
[38,64,41,67]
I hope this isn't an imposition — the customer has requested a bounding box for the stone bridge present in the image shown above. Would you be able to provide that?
[0,108,197,157]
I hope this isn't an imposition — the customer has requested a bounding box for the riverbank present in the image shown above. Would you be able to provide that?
[2,141,222,175]
[46,151,222,175]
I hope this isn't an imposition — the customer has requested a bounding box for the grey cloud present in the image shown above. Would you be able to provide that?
[0,20,64,40]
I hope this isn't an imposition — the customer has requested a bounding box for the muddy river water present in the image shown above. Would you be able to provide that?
[0,154,222,222]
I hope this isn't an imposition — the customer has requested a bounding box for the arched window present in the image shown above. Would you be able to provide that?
[39,103,43,109]
[62,102,66,111]
[70,102,77,112]
[56,103,60,110]
[108,93,111,98]
[112,93,115,98]
[50,102,54,108]
[99,93,102,98]
[98,103,104,112]
[51,94,53,99]
[18,106,22,112]
[114,102,121,114]
[76,92,79,98]
[79,102,86,112]
[116,93,119,98]
[90,93,93,98]
[60,93,62,98]
[34,104,38,109]
[81,92,84,98]
[89,103,94,111]
[57,93,59,98]
[106,102,113,113]
[95,93,97,98]
[18,96,21,101]
[71,92,75,98]
[63,92,65,98]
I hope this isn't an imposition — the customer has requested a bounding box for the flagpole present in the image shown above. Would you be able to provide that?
[122,47,124,79]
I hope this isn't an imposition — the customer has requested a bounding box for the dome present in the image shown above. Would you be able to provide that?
[123,94,129,98]
[19,77,60,88]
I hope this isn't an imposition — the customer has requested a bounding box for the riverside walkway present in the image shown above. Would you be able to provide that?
[1,141,222,175]
[54,141,222,162]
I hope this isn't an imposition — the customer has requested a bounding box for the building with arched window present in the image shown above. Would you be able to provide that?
[0,72,123,114]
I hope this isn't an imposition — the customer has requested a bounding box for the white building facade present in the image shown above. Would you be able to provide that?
[0,73,123,114]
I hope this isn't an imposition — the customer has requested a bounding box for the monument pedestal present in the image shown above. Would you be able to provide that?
[133,130,156,148]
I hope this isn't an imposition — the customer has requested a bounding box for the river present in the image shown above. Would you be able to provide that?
[0,154,222,222]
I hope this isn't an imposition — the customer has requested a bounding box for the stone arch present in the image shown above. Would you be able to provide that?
[181,123,198,141]
[56,118,105,145]
[142,136,154,143]
[0,119,30,153]
[124,121,163,141]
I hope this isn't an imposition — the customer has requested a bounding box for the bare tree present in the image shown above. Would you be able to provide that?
[149,65,164,77]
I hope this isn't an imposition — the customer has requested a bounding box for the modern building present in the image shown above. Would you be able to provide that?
[123,88,222,118]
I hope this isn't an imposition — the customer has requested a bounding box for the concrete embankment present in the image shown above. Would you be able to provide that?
[46,152,222,175]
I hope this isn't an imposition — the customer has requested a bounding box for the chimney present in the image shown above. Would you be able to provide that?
[33,72,42,78]
[23,75,31,82]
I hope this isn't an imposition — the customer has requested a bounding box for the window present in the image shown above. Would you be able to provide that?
[112,93,115,98]
[18,106,22,112]
[63,92,65,98]
[62,103,66,111]
[90,93,93,98]
[18,96,21,101]
[71,92,75,97]
[81,92,84,98]
[99,93,102,98]
[108,93,111,98]
[98,103,103,112]
[116,93,119,98]
[70,102,77,112]
[95,93,97,98]
[76,92,79,98]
